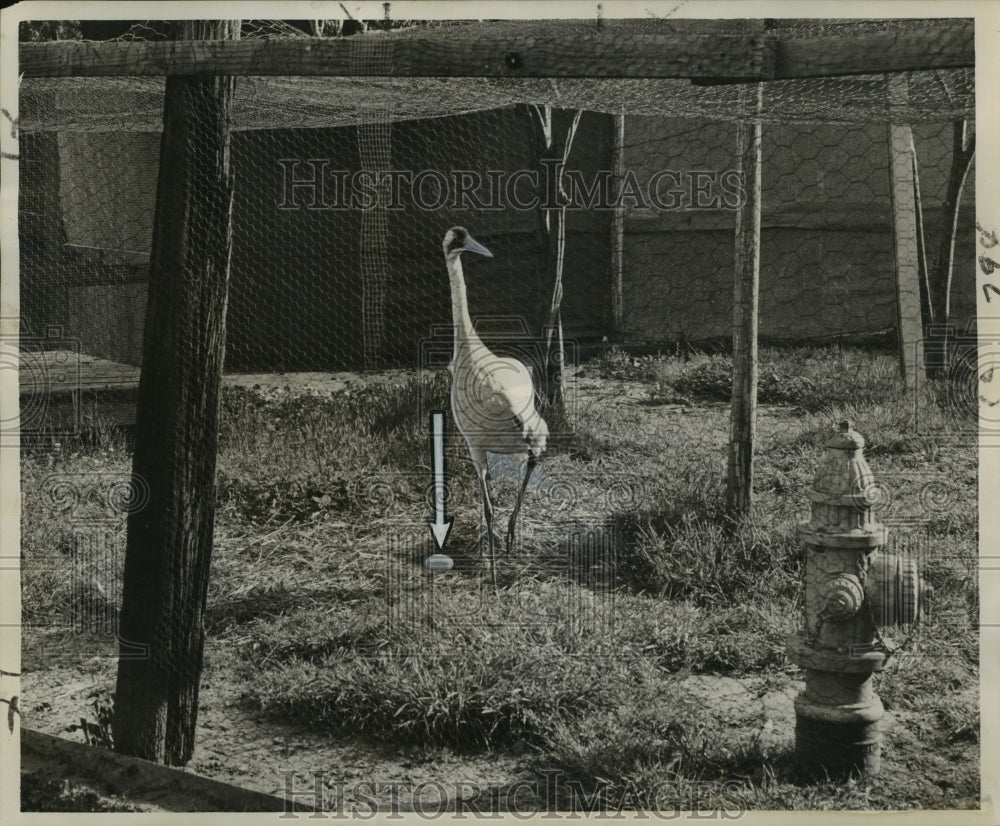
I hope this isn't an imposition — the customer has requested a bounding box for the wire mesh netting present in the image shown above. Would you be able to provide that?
[18,18,975,383]
[13,17,980,794]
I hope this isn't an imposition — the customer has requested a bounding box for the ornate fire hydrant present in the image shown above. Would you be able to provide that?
[787,420,929,776]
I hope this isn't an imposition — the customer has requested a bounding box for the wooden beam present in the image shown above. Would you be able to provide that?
[20,32,773,79]
[774,21,973,79]
[727,83,763,518]
[22,728,308,812]
[886,75,925,391]
[19,21,973,80]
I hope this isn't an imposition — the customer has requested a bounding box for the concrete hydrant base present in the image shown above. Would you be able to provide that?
[793,668,885,776]
[794,714,882,776]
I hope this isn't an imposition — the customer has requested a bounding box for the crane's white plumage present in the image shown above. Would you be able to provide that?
[443,227,548,590]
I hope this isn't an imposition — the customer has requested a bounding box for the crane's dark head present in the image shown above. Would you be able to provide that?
[443,226,493,260]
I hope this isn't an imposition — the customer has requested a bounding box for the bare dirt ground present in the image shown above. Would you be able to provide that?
[21,639,805,811]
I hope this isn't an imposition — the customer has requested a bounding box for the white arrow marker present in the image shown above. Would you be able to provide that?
[428,411,453,550]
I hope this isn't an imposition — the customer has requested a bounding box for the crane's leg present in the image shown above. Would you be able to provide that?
[506,455,537,556]
[471,453,498,594]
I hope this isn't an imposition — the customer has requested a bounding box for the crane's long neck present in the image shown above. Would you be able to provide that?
[447,254,480,353]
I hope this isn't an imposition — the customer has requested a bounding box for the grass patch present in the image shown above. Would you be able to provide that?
[589,344,911,412]
[537,698,746,806]
[242,581,668,750]
[21,774,150,813]
[668,347,905,411]
[614,598,795,673]
[613,512,800,606]
[216,372,452,524]
[19,430,131,631]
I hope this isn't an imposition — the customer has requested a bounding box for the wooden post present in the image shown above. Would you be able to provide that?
[113,20,239,766]
[610,111,626,340]
[887,75,925,390]
[727,83,763,518]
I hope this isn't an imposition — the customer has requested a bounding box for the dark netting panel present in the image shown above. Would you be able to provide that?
[19,58,975,372]
[19,68,975,129]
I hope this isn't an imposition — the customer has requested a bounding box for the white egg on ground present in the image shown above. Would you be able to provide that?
[425,553,454,572]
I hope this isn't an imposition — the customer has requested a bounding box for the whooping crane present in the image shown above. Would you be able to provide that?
[443,227,549,591]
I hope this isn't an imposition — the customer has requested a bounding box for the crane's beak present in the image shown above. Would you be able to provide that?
[463,237,493,258]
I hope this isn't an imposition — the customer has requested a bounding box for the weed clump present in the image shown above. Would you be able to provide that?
[669,347,904,411]
[215,372,451,524]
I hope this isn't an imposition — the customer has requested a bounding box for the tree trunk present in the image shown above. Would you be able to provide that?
[726,84,762,518]
[530,106,580,413]
[114,19,239,766]
[927,119,975,376]
[911,150,932,330]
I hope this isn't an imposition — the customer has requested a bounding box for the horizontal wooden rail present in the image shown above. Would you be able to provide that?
[19,21,973,81]
[22,728,308,812]
[21,32,772,79]
[774,22,974,79]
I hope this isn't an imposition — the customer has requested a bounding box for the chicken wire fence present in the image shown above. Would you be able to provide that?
[18,19,976,388]
[13,17,976,774]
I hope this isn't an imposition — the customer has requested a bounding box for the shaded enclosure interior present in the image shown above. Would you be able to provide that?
[18,19,976,373]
